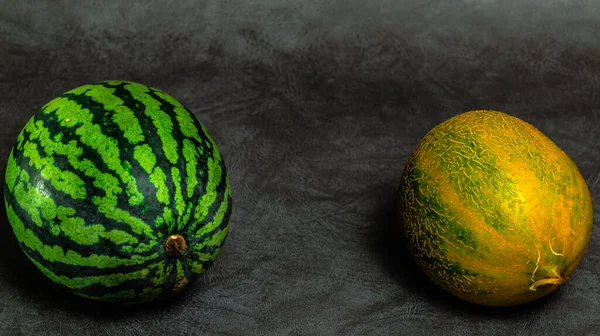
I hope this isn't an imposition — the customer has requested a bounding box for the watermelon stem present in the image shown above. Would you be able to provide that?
[529,277,563,291]
[165,234,188,257]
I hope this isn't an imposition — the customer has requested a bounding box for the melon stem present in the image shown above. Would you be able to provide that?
[529,277,563,291]
[165,234,188,257]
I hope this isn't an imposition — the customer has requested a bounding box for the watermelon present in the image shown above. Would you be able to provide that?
[3,80,232,304]
[397,110,593,306]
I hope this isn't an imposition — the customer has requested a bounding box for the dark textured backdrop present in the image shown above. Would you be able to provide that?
[1,0,600,335]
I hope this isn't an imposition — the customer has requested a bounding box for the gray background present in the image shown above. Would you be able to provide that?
[1,0,600,335]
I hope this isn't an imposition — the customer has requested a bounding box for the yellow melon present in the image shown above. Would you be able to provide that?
[397,110,593,306]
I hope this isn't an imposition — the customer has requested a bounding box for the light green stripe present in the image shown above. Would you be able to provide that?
[121,241,156,254]
[192,154,223,224]
[183,139,199,198]
[154,215,165,230]
[123,83,179,165]
[193,224,229,255]
[187,258,205,274]
[149,167,170,205]
[22,121,87,200]
[73,84,145,144]
[150,261,171,286]
[98,229,140,246]
[194,179,231,237]
[39,199,142,247]
[171,167,185,217]
[163,207,175,232]
[176,260,185,282]
[23,116,126,205]
[55,207,104,245]
[166,90,214,147]
[191,228,228,263]
[15,118,33,151]
[6,204,157,268]
[92,194,156,239]
[13,176,44,228]
[41,96,144,206]
[29,257,153,289]
[180,203,193,232]
[5,149,19,194]
[153,90,202,140]
[13,169,65,225]
[133,144,171,207]
[133,144,156,174]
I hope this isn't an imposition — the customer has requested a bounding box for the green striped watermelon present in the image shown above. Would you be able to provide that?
[3,80,232,304]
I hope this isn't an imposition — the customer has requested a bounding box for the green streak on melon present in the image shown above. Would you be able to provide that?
[153,90,201,140]
[92,194,156,239]
[133,144,157,174]
[171,167,185,218]
[5,151,19,193]
[163,206,175,232]
[183,139,199,198]
[193,227,229,256]
[124,83,179,165]
[194,156,222,224]
[194,181,231,237]
[7,205,157,268]
[30,257,152,289]
[149,167,170,206]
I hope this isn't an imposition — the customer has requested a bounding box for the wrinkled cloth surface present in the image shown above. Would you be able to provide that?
[0,1,599,335]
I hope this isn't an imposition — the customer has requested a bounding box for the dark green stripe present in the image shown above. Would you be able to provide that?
[193,176,231,237]
[186,230,228,275]
[422,130,512,232]
[6,204,157,271]
[8,190,160,277]
[399,160,481,255]
[186,189,232,274]
[188,149,227,232]
[142,86,200,232]
[148,85,216,201]
[70,256,191,303]
[98,82,165,227]
[123,83,179,164]
[5,149,19,194]
[108,82,178,231]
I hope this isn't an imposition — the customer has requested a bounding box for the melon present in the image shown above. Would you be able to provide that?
[3,80,232,304]
[396,110,593,306]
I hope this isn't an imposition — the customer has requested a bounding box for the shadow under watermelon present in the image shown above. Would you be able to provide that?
[369,186,560,319]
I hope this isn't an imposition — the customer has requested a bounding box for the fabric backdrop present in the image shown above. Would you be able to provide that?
[1,0,599,335]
